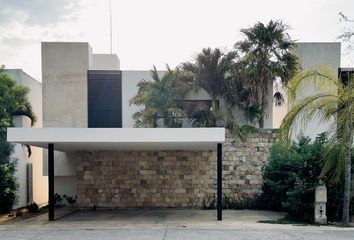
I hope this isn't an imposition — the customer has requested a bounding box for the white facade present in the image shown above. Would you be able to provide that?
[38,41,341,198]
[91,54,120,70]
[273,42,341,139]
[122,70,165,128]
[5,69,47,208]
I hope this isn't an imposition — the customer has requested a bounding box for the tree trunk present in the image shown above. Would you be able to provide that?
[258,113,264,129]
[342,130,353,226]
[258,93,267,129]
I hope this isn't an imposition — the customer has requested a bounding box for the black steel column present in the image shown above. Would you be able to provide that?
[48,143,54,221]
[217,143,222,221]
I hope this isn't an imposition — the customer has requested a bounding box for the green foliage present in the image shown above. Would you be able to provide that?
[235,20,299,127]
[180,48,237,101]
[203,195,259,210]
[0,68,36,126]
[0,67,36,213]
[189,109,217,127]
[279,66,354,225]
[260,134,345,222]
[63,194,77,204]
[0,162,17,213]
[222,195,257,210]
[130,20,298,130]
[129,65,186,127]
[202,197,216,209]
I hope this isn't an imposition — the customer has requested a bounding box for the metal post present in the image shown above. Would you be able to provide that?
[217,143,222,221]
[48,143,55,221]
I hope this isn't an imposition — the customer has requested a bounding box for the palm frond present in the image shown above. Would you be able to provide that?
[287,67,341,102]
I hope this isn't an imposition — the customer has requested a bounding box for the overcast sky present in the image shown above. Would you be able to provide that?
[1,0,353,81]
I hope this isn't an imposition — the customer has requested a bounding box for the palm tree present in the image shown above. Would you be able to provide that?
[129,65,186,128]
[180,48,237,112]
[279,67,354,226]
[0,68,36,159]
[0,67,36,126]
[180,48,237,127]
[236,20,299,128]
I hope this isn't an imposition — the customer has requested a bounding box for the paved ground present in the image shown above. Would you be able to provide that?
[0,209,353,239]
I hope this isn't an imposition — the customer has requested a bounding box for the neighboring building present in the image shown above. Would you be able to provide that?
[273,42,341,139]
[4,69,47,208]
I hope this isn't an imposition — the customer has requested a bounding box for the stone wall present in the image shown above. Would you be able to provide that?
[77,130,277,208]
[222,130,276,199]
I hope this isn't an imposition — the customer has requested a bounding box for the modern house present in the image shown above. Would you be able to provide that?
[6,41,344,221]
[7,42,230,221]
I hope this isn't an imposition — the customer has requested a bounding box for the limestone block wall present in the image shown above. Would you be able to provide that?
[77,130,277,208]
[222,130,277,199]
[77,151,216,208]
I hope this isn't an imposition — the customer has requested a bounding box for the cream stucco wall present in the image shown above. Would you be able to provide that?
[5,69,47,207]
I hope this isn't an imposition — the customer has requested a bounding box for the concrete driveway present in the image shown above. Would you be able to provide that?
[0,209,353,239]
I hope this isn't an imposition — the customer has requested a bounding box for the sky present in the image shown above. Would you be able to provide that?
[0,0,353,81]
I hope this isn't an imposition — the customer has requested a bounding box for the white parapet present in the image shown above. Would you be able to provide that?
[7,128,225,151]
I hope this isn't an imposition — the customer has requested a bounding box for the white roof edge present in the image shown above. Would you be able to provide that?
[7,128,225,151]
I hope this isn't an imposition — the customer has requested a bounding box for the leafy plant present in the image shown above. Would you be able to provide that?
[180,48,237,112]
[0,67,35,213]
[279,67,354,225]
[55,193,64,207]
[235,20,299,127]
[26,202,39,213]
[202,197,216,209]
[0,162,17,213]
[63,195,77,204]
[129,65,186,127]
[222,195,257,210]
[260,134,346,223]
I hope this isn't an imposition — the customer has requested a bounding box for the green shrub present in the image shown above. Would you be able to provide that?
[0,161,17,213]
[260,133,345,223]
[203,195,260,210]
[0,68,36,213]
[27,202,39,213]
[223,195,257,210]
[63,195,77,204]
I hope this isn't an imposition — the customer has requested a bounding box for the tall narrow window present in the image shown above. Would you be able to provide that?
[88,70,122,128]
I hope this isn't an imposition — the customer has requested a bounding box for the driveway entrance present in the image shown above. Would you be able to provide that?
[1,209,354,240]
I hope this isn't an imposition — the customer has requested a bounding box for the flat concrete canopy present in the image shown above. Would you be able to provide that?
[7,128,225,151]
[7,127,225,221]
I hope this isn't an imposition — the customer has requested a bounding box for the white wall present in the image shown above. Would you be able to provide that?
[90,54,120,70]
[121,70,164,127]
[123,71,274,128]
[184,88,212,100]
[273,42,341,139]
[5,69,47,207]
[54,176,77,198]
[11,116,31,208]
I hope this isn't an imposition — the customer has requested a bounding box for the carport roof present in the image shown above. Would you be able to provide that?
[7,127,225,151]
